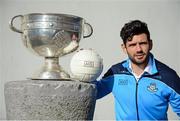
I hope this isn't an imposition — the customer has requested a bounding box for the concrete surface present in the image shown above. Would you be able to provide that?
[4,80,97,120]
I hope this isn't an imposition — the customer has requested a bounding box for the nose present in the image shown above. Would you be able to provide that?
[136,44,142,52]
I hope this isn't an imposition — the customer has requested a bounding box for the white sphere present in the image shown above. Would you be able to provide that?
[70,48,103,82]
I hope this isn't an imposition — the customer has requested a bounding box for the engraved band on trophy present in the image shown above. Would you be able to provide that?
[9,13,93,80]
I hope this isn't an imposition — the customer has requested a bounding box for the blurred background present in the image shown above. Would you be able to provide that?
[0,0,179,120]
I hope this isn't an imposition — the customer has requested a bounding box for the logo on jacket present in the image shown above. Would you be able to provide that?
[147,83,158,92]
[118,79,128,85]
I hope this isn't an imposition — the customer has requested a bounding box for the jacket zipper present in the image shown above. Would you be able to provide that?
[136,82,140,120]
[121,70,140,120]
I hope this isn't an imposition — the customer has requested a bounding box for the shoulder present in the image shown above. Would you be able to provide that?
[155,59,179,79]
[111,61,126,71]
[155,59,180,94]
[102,61,128,79]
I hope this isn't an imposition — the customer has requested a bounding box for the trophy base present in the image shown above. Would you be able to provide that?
[31,71,71,80]
[30,77,72,81]
[4,79,97,120]
[31,57,71,80]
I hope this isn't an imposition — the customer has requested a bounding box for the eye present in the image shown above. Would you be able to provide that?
[128,43,136,47]
[139,42,148,45]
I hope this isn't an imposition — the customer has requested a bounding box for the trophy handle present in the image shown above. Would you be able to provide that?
[9,15,23,33]
[83,23,93,38]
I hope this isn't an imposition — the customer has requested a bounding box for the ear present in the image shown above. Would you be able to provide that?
[121,43,127,54]
[149,39,153,50]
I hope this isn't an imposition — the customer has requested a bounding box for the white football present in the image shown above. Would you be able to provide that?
[70,48,103,82]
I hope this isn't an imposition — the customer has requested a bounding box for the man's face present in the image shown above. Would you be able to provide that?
[122,33,152,65]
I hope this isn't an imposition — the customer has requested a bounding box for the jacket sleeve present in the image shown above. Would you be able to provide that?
[169,89,180,117]
[94,68,114,99]
[156,60,180,117]
[168,73,180,117]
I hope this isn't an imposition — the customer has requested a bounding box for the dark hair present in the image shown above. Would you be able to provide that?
[120,20,150,44]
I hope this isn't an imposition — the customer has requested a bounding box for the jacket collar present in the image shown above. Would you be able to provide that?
[122,53,158,75]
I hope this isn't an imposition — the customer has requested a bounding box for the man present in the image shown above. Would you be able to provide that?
[95,20,180,120]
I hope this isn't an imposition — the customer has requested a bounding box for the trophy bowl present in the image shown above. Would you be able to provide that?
[9,13,93,80]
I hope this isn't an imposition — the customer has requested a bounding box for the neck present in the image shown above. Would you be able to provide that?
[131,58,149,76]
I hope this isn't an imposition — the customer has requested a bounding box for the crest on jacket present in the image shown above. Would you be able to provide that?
[147,83,158,92]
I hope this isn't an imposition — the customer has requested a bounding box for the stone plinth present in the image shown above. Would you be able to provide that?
[4,80,97,120]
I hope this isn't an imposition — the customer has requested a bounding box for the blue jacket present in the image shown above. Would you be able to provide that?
[96,55,180,120]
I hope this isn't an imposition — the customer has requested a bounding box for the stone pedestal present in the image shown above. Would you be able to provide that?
[4,80,97,120]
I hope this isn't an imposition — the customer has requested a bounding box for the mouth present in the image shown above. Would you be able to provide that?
[135,54,145,59]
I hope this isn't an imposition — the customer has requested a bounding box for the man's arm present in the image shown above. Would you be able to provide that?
[93,69,114,99]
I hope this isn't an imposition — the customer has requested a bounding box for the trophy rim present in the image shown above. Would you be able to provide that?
[23,13,83,19]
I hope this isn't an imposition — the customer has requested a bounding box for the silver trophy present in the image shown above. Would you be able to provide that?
[9,13,93,80]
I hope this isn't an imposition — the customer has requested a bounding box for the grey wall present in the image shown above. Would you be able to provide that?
[0,0,179,120]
